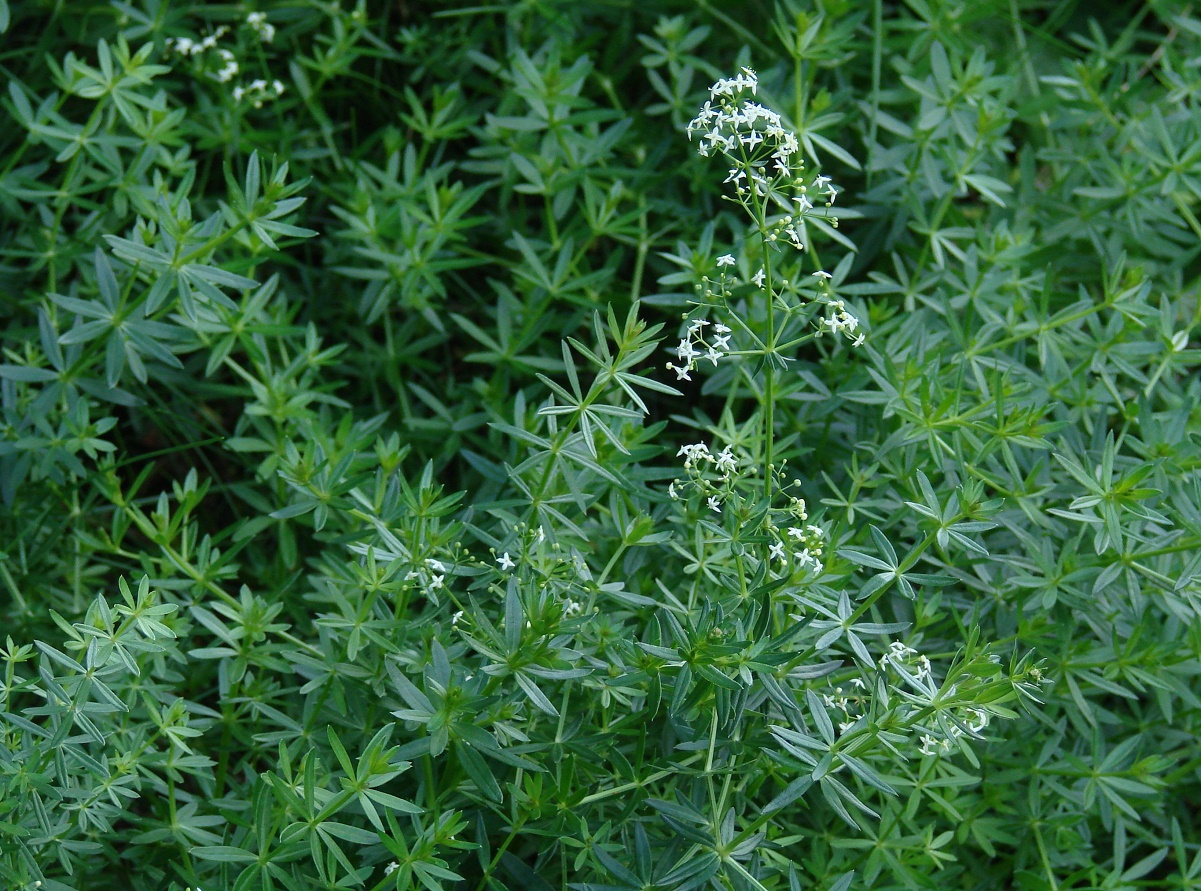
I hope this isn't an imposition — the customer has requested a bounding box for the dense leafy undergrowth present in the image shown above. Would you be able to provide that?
[2,1,1201,889]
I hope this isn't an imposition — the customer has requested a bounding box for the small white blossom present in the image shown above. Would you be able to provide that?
[247,10,276,42]
[497,552,516,571]
[714,445,737,475]
[752,268,766,288]
[716,253,736,267]
[708,496,721,513]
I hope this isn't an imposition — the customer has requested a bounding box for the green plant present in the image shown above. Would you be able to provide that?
[2,2,1200,890]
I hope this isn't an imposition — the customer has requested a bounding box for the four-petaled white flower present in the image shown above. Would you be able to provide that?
[752,268,766,288]
[716,254,736,267]
[707,496,721,513]
[714,445,738,475]
[428,574,444,590]
[497,552,516,571]
[812,270,833,280]
[769,540,786,561]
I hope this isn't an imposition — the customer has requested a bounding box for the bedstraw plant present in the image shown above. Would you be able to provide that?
[1,2,1200,891]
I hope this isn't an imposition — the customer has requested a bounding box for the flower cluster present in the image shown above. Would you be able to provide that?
[405,556,449,598]
[665,317,732,381]
[919,706,990,756]
[817,296,864,346]
[879,640,932,682]
[168,28,239,83]
[687,67,839,226]
[768,491,824,573]
[168,14,286,102]
[877,642,992,757]
[823,677,869,734]
[671,441,740,513]
[233,78,286,107]
[246,11,276,43]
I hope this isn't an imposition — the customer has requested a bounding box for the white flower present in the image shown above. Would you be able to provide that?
[740,130,764,149]
[812,270,833,281]
[919,734,939,757]
[769,540,786,562]
[451,610,463,626]
[497,552,516,571]
[852,333,865,347]
[714,445,737,475]
[428,574,444,590]
[713,323,731,334]
[676,338,699,363]
[752,268,766,288]
[427,559,446,572]
[707,496,721,513]
[385,861,399,875]
[687,318,709,335]
[667,362,692,381]
[716,254,736,267]
[712,334,731,351]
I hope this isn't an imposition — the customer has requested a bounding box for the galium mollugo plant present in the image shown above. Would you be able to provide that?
[669,66,861,580]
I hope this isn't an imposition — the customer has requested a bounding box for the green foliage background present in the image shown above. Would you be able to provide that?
[2,0,1201,889]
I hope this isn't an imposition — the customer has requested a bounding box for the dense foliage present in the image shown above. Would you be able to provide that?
[2,1,1200,889]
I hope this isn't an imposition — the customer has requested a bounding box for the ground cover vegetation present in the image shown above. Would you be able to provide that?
[1,0,1200,889]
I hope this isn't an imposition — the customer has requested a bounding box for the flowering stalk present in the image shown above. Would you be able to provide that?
[684,67,858,501]
[669,67,859,580]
